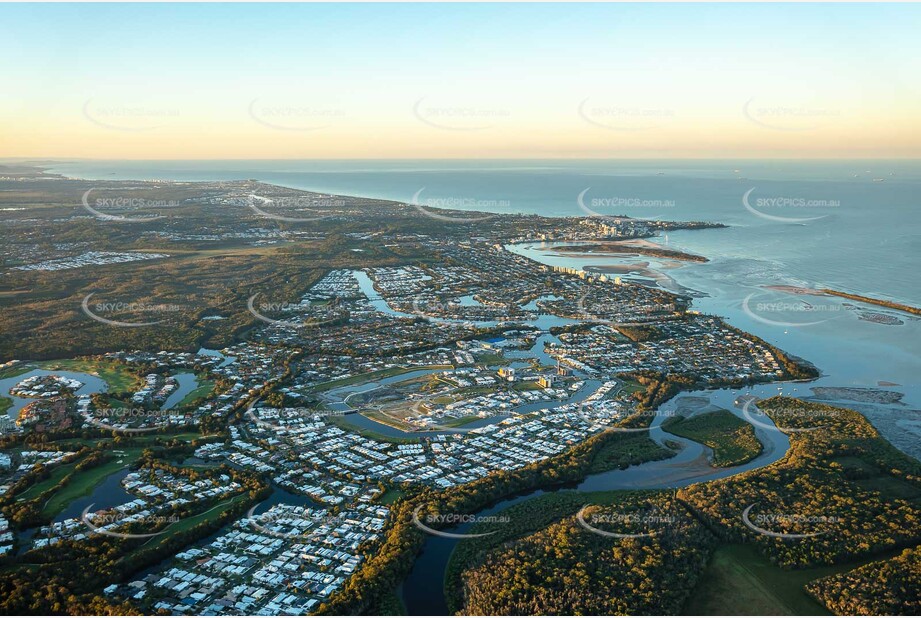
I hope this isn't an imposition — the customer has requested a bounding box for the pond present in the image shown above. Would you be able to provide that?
[161,372,203,410]
[0,368,110,420]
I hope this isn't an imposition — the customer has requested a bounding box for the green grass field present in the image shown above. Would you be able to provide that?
[474,353,509,366]
[174,375,216,408]
[438,414,486,428]
[14,433,205,516]
[362,409,413,431]
[451,386,501,398]
[15,460,81,502]
[122,492,252,560]
[588,432,675,474]
[618,378,646,396]
[159,431,209,442]
[0,364,32,380]
[50,431,204,451]
[663,409,762,467]
[0,365,32,380]
[1,363,30,417]
[39,448,144,518]
[36,358,144,393]
[684,543,908,616]
[377,488,404,505]
[327,413,421,445]
[684,544,831,615]
[512,380,543,391]
[831,456,921,502]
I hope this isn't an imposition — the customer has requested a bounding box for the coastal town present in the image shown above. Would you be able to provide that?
[0,206,801,613]
[4,167,914,618]
[3,1,920,613]
[115,502,390,615]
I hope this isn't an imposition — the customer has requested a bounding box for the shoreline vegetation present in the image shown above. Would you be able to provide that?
[0,434,270,615]
[767,285,921,317]
[821,288,921,316]
[806,546,921,615]
[4,165,917,614]
[318,423,677,616]
[550,239,709,263]
[456,492,716,615]
[437,397,921,616]
[319,366,823,616]
[662,409,763,467]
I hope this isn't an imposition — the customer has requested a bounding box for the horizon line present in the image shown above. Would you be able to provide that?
[5,155,921,163]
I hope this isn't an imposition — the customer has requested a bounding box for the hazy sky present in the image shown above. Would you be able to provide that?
[2,3,919,159]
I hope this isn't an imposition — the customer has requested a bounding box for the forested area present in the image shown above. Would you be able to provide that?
[807,547,921,615]
[679,397,921,568]
[318,424,674,615]
[458,494,715,615]
[663,409,762,467]
[438,398,921,616]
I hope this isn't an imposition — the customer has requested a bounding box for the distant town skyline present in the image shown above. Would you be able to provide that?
[2,2,919,159]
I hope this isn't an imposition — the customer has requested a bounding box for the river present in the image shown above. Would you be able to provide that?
[509,240,921,460]
[401,384,795,614]
[324,273,583,438]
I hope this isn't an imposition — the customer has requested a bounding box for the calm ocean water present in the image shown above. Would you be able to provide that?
[48,159,921,305]
[47,159,921,456]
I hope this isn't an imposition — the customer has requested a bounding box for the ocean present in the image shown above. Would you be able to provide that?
[46,159,921,457]
[47,159,920,305]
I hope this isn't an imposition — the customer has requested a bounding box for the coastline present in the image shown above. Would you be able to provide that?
[765,285,921,317]
[550,239,709,263]
[510,236,921,463]
[37,160,920,310]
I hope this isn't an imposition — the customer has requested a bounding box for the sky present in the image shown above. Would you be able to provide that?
[1,2,919,160]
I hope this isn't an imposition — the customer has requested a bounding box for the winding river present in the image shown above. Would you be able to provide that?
[401,384,796,614]
[338,260,804,613]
